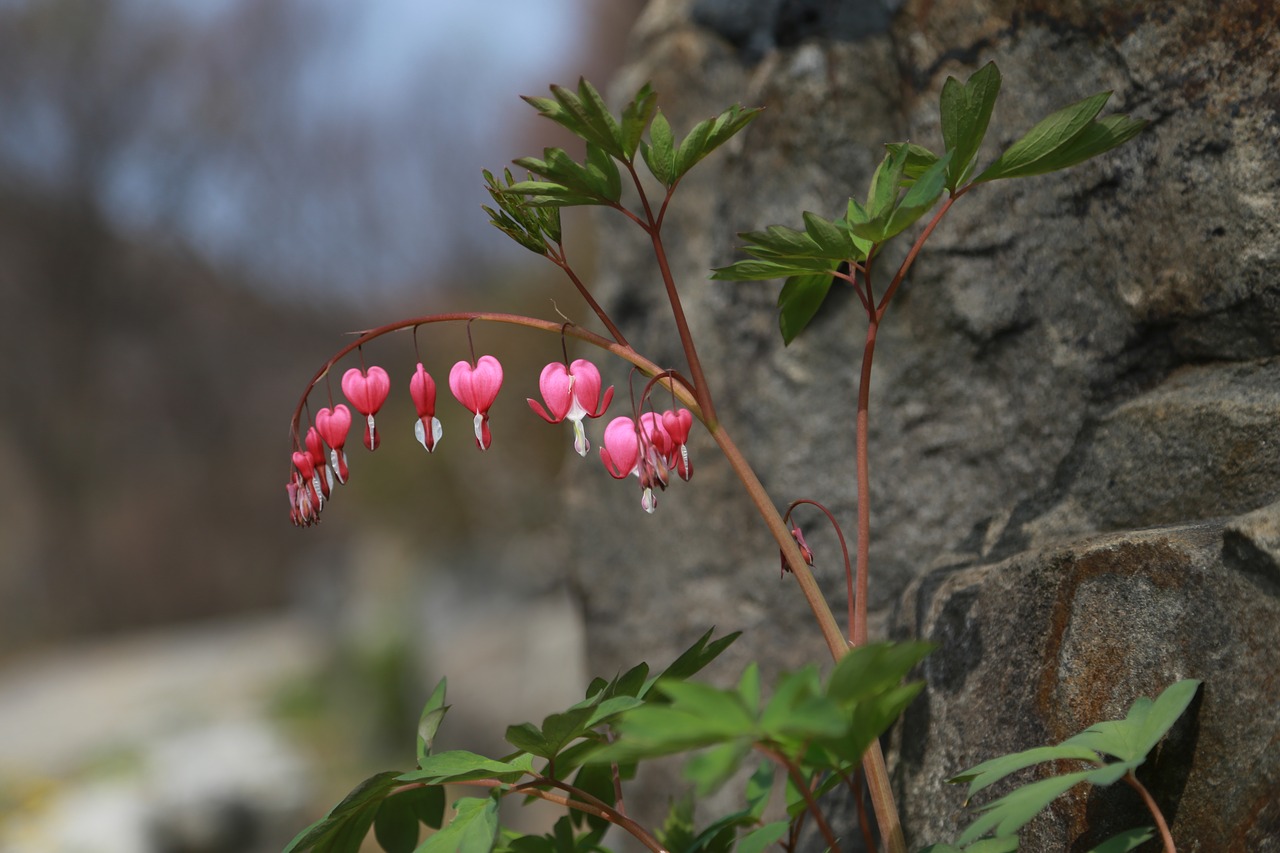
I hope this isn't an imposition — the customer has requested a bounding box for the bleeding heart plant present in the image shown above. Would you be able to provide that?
[281,67,1192,853]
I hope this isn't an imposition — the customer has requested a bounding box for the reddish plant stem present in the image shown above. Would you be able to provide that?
[646,224,718,426]
[708,422,905,853]
[853,318,877,649]
[784,499,856,644]
[548,248,630,346]
[416,777,670,853]
[1123,771,1177,853]
[622,161,719,426]
[756,744,841,853]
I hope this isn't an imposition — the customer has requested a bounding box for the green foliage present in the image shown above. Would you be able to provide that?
[947,679,1200,847]
[776,268,837,346]
[509,144,623,208]
[499,77,760,225]
[714,64,1143,347]
[939,62,1002,190]
[281,771,407,853]
[483,168,562,254]
[286,63,1172,853]
[594,641,932,798]
[974,91,1146,183]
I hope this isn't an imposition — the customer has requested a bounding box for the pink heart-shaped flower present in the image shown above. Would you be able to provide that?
[449,356,503,414]
[341,366,391,416]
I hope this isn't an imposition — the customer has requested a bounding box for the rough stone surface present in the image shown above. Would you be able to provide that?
[562,0,1280,846]
[889,521,1280,849]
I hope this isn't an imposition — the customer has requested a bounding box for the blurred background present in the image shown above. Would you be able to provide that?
[0,0,646,849]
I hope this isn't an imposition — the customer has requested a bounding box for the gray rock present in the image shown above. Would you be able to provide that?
[890,521,1280,848]
[562,0,1280,846]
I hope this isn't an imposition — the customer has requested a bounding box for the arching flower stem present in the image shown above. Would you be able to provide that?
[287,312,698,443]
[784,499,857,645]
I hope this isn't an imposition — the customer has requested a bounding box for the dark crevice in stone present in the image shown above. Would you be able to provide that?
[692,0,900,63]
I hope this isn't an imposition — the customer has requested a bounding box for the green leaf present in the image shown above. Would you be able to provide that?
[885,143,941,182]
[570,78,626,159]
[614,661,651,699]
[652,628,740,684]
[283,771,401,853]
[641,111,676,186]
[593,681,756,763]
[565,762,617,832]
[738,223,823,258]
[619,83,658,159]
[524,80,626,161]
[406,786,446,830]
[483,170,555,255]
[684,739,753,796]
[758,665,833,740]
[865,145,909,222]
[504,722,551,757]
[671,104,763,183]
[1088,827,1157,853]
[399,751,535,785]
[374,792,423,853]
[940,62,1002,189]
[881,150,952,240]
[802,211,859,259]
[826,642,933,705]
[713,258,840,282]
[1021,113,1148,175]
[777,268,837,345]
[962,839,1020,853]
[1064,679,1200,763]
[418,679,449,765]
[417,797,500,853]
[657,796,697,853]
[510,143,621,206]
[744,761,775,819]
[975,91,1112,183]
[735,822,790,853]
[957,768,1095,844]
[840,681,927,763]
[957,763,1133,845]
[949,744,1103,799]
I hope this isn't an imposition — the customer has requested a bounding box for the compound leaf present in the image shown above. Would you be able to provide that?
[641,111,676,185]
[417,797,500,853]
[282,771,401,853]
[975,91,1111,183]
[399,751,534,785]
[1088,827,1157,853]
[940,61,1001,189]
[777,268,837,345]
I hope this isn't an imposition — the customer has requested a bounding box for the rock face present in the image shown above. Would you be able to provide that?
[563,0,1279,847]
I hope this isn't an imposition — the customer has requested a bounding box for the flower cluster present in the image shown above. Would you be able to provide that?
[599,407,693,514]
[289,353,694,525]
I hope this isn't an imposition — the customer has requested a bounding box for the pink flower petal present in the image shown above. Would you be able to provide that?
[342,366,391,416]
[409,363,438,418]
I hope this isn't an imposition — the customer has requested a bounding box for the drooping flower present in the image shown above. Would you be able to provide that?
[600,416,640,479]
[410,363,443,452]
[781,525,815,576]
[304,426,334,498]
[661,408,694,481]
[289,450,322,525]
[314,405,352,484]
[527,359,614,456]
[342,366,391,451]
[449,355,503,450]
[638,412,672,492]
[601,415,666,514]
